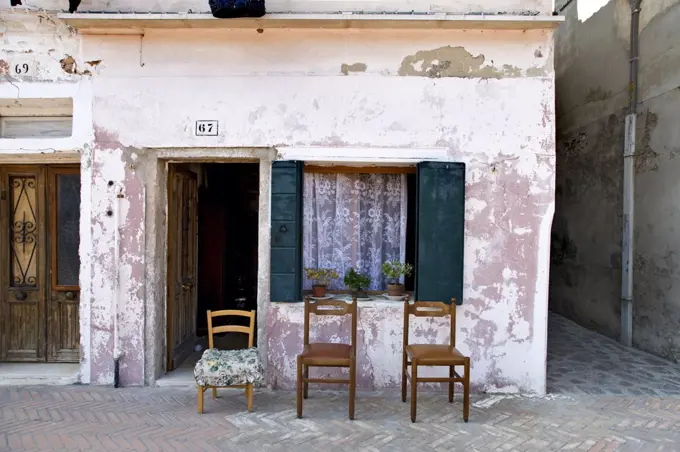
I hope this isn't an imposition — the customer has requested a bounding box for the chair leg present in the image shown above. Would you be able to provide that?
[212,387,217,399]
[303,364,309,399]
[449,366,454,403]
[296,355,303,419]
[197,385,204,414]
[463,357,470,423]
[401,352,407,403]
[349,358,356,421]
[410,360,418,423]
[246,384,253,413]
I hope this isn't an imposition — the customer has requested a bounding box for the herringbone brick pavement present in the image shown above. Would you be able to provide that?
[1,386,680,452]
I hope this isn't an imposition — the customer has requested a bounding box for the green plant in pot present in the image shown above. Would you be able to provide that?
[305,267,339,298]
[382,260,413,298]
[344,268,371,299]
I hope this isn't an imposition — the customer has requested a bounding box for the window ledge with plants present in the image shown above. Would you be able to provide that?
[301,261,414,303]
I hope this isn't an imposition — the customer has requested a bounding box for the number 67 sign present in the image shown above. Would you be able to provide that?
[195,120,219,136]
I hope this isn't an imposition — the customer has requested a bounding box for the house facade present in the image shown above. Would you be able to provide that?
[0,0,560,394]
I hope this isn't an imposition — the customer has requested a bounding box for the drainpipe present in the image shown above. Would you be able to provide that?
[113,183,125,386]
[621,0,643,347]
[140,183,147,385]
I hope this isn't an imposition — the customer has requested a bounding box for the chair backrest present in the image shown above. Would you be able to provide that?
[207,309,256,349]
[403,297,457,348]
[303,297,357,348]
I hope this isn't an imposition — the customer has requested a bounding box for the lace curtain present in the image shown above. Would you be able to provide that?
[302,172,408,291]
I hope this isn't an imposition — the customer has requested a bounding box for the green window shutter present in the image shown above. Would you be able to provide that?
[415,161,466,305]
[270,160,303,302]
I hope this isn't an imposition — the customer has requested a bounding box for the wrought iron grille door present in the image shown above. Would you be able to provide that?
[0,165,81,362]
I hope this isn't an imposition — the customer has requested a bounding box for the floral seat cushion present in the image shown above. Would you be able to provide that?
[194,347,265,387]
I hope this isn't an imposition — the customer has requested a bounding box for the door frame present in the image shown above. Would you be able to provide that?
[159,154,270,377]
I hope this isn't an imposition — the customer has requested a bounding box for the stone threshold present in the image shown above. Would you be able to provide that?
[0,362,80,386]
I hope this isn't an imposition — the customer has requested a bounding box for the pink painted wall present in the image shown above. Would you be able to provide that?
[267,155,554,394]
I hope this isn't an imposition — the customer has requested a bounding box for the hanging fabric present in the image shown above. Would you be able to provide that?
[209,0,266,18]
[302,172,408,291]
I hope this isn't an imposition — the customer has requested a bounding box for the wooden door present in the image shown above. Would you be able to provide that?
[167,165,198,371]
[0,165,80,363]
[0,166,47,361]
[47,167,81,362]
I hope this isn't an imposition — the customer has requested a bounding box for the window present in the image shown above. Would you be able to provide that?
[270,161,465,305]
[0,98,73,139]
[302,170,410,291]
[0,116,73,139]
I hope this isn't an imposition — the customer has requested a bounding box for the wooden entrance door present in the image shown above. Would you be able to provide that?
[167,165,198,371]
[0,165,81,362]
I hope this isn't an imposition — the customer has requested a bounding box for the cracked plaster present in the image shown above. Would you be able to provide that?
[0,16,555,394]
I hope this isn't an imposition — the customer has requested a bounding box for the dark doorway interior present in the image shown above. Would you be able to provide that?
[196,163,259,346]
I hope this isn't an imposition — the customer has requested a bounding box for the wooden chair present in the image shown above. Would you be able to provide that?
[195,309,263,414]
[297,297,358,420]
[402,298,470,423]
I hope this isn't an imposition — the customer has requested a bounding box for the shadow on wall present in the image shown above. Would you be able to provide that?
[548,109,626,340]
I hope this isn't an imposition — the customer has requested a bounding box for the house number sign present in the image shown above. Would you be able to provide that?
[195,120,219,136]
[9,59,36,77]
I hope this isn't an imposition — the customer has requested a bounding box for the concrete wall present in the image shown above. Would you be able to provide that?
[2,0,555,14]
[0,10,556,393]
[551,0,680,362]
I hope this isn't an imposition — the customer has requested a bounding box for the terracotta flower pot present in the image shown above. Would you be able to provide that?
[312,284,327,297]
[387,283,405,297]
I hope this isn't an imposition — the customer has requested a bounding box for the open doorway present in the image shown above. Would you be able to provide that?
[164,162,259,381]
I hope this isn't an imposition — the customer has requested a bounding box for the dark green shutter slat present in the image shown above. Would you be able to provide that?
[270,161,303,302]
[414,161,465,305]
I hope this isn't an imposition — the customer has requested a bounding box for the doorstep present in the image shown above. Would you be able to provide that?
[155,367,197,388]
[0,362,80,386]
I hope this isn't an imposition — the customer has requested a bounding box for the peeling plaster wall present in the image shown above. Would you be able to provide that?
[1,0,554,15]
[0,12,95,382]
[82,28,554,392]
[552,0,680,362]
[0,14,555,392]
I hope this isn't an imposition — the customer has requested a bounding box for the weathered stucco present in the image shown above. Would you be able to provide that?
[0,10,555,393]
[552,0,680,362]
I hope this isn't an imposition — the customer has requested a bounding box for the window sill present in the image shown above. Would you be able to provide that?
[272,299,406,308]
[273,292,414,305]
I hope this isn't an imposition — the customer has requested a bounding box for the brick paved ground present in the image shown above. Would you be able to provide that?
[547,313,680,396]
[2,386,680,451]
[2,314,680,452]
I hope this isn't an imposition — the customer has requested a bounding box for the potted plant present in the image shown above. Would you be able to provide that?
[343,268,371,299]
[304,267,339,298]
[382,260,413,297]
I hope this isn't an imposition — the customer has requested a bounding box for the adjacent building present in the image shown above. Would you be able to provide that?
[551,0,680,362]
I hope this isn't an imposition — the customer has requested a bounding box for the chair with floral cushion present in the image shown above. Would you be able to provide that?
[194,309,264,414]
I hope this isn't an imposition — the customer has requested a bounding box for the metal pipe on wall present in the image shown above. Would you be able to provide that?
[113,182,125,386]
[621,0,643,347]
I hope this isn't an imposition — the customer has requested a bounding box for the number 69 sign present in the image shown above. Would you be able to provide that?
[10,60,36,77]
